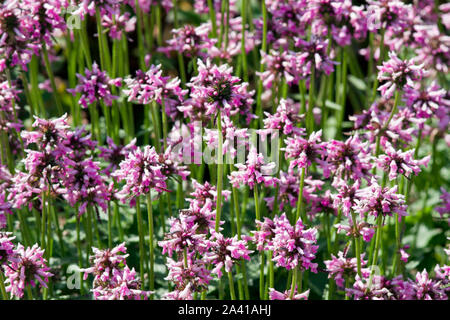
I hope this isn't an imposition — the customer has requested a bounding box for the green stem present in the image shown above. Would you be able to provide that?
[215,111,223,231]
[42,44,63,115]
[368,215,383,291]
[295,167,306,222]
[207,0,218,38]
[289,267,298,299]
[351,211,362,277]
[306,66,316,134]
[135,197,145,284]
[0,271,8,300]
[146,192,155,297]
[227,271,236,300]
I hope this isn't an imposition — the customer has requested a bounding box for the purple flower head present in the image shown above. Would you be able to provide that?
[436,188,450,225]
[264,170,300,212]
[165,253,212,295]
[403,81,449,119]
[186,179,231,209]
[28,0,67,46]
[270,213,318,272]
[264,98,305,136]
[4,243,53,299]
[0,232,17,266]
[62,158,109,216]
[93,265,151,300]
[124,65,187,110]
[101,11,136,40]
[335,220,375,242]
[325,250,367,287]
[158,217,207,257]
[21,113,70,148]
[183,59,254,119]
[0,79,20,114]
[269,287,309,300]
[284,130,327,170]
[323,135,374,182]
[202,232,252,279]
[82,243,151,300]
[81,242,128,283]
[0,193,12,229]
[99,137,137,175]
[366,0,413,33]
[75,0,121,18]
[257,49,302,89]
[251,217,276,252]
[354,178,408,219]
[113,146,168,203]
[294,36,336,77]
[412,269,447,300]
[264,0,308,47]
[333,179,361,217]
[377,141,430,181]
[229,146,278,189]
[161,24,216,59]
[0,2,40,71]
[346,274,392,300]
[180,199,217,234]
[64,126,98,161]
[413,24,450,74]
[157,146,190,181]
[377,52,426,99]
[68,62,122,108]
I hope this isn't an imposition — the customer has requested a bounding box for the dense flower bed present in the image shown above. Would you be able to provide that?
[0,0,449,300]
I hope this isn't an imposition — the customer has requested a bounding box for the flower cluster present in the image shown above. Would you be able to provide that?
[81,243,152,300]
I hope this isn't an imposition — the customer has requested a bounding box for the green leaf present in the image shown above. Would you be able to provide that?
[348,75,367,91]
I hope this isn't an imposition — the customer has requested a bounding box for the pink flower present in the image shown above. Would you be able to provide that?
[294,36,336,76]
[180,59,254,121]
[377,52,425,98]
[68,62,122,108]
[4,243,53,299]
[323,135,373,182]
[186,179,231,210]
[263,98,305,136]
[229,146,278,189]
[377,141,430,181]
[99,137,138,175]
[412,269,447,300]
[113,146,168,203]
[97,266,151,300]
[284,130,327,170]
[0,232,17,266]
[81,243,151,300]
[62,158,109,216]
[124,65,187,120]
[269,288,309,300]
[354,178,408,218]
[165,253,212,295]
[270,214,318,272]
[81,243,129,283]
[202,232,252,278]
[335,221,375,242]
[346,274,391,300]
[158,217,207,257]
[403,81,449,119]
[324,250,367,287]
[101,12,136,40]
[161,24,216,59]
